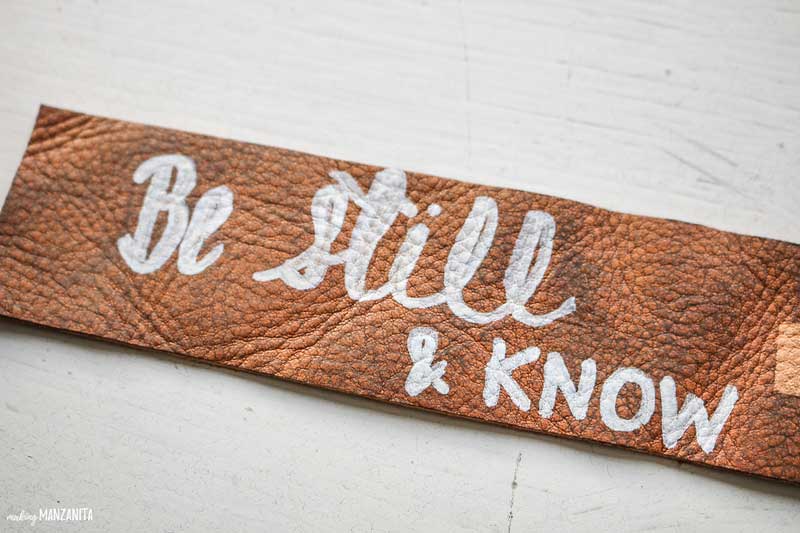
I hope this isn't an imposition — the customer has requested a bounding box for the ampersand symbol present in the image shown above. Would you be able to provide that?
[404,327,450,397]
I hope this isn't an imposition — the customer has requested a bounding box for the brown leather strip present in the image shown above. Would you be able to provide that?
[2,106,799,482]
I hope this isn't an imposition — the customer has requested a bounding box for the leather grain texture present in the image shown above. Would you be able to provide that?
[1,106,799,482]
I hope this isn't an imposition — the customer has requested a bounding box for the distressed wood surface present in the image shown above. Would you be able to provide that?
[1,1,799,531]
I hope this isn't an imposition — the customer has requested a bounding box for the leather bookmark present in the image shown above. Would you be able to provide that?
[1,106,799,483]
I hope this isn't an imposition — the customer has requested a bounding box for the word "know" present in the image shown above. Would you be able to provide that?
[402,327,739,454]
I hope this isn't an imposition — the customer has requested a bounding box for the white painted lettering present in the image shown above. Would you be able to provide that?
[660,376,739,453]
[118,154,233,275]
[254,168,576,329]
[483,338,540,412]
[600,367,656,432]
[404,327,449,397]
[538,352,596,420]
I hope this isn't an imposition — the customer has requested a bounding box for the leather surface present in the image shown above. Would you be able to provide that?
[1,106,799,483]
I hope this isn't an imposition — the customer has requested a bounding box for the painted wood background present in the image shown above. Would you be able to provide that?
[1,1,799,531]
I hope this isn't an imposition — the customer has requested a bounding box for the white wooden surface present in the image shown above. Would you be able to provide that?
[1,1,799,531]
